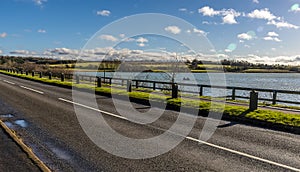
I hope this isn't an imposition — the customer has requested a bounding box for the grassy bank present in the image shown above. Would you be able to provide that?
[1,70,300,131]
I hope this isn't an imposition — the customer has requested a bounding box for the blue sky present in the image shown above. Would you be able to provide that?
[1,0,300,64]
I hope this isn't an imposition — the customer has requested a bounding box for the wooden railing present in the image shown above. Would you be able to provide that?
[3,68,300,106]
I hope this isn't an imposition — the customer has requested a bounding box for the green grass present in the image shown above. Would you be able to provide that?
[1,70,300,128]
[243,69,290,73]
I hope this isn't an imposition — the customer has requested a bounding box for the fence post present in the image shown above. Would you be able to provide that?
[32,71,35,77]
[136,80,138,88]
[109,78,112,85]
[39,72,42,78]
[97,77,101,87]
[232,88,236,100]
[76,75,80,84]
[61,73,65,82]
[153,82,156,90]
[21,70,23,74]
[48,72,52,80]
[26,71,28,75]
[199,86,203,96]
[172,83,178,99]
[272,91,277,105]
[127,80,132,92]
[249,90,258,111]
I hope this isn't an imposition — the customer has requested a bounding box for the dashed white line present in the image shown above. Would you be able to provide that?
[20,85,44,94]
[58,97,300,172]
[3,80,16,85]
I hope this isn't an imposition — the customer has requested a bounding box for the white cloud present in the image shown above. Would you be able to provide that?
[193,28,208,36]
[0,50,2,54]
[37,29,46,33]
[247,8,277,20]
[267,20,299,29]
[137,43,145,47]
[164,26,181,34]
[199,6,240,24]
[198,6,220,16]
[0,32,7,38]
[179,8,187,12]
[136,37,148,47]
[237,33,254,40]
[273,37,282,42]
[263,37,273,41]
[222,13,237,24]
[267,31,279,37]
[33,0,47,7]
[119,34,125,38]
[263,36,282,42]
[224,49,233,53]
[99,34,118,42]
[10,50,36,55]
[253,0,259,3]
[136,37,148,43]
[97,10,111,16]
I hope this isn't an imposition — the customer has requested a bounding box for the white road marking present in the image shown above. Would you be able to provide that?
[186,137,300,172]
[58,98,127,120]
[20,85,44,94]
[58,97,300,172]
[3,80,16,85]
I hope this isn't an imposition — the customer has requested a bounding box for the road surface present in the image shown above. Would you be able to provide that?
[0,73,299,172]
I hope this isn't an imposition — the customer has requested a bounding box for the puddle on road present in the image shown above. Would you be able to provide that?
[46,143,72,160]
[4,121,14,128]
[14,120,28,128]
[0,114,14,118]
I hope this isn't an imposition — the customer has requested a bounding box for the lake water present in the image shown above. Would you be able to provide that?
[79,72,300,105]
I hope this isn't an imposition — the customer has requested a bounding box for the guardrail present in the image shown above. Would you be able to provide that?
[2,68,300,107]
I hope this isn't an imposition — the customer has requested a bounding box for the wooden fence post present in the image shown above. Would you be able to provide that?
[136,80,138,88]
[172,83,178,99]
[249,90,258,111]
[127,80,132,92]
[232,88,236,100]
[199,86,203,96]
[153,82,156,90]
[32,71,35,77]
[97,77,101,87]
[39,72,42,78]
[61,73,65,82]
[272,91,277,105]
[49,72,52,80]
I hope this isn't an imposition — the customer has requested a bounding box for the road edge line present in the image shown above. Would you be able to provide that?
[0,120,51,172]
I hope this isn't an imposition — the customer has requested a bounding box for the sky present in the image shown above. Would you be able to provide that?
[1,0,300,64]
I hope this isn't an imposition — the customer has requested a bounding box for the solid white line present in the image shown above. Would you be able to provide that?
[58,97,300,171]
[58,98,127,120]
[3,80,16,85]
[186,136,300,172]
[20,85,44,94]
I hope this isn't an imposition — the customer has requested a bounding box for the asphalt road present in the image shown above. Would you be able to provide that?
[0,73,300,172]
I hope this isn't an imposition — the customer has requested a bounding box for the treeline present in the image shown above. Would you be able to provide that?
[1,55,300,73]
[187,59,300,72]
[0,55,76,65]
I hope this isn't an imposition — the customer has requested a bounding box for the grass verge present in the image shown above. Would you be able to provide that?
[1,70,300,133]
